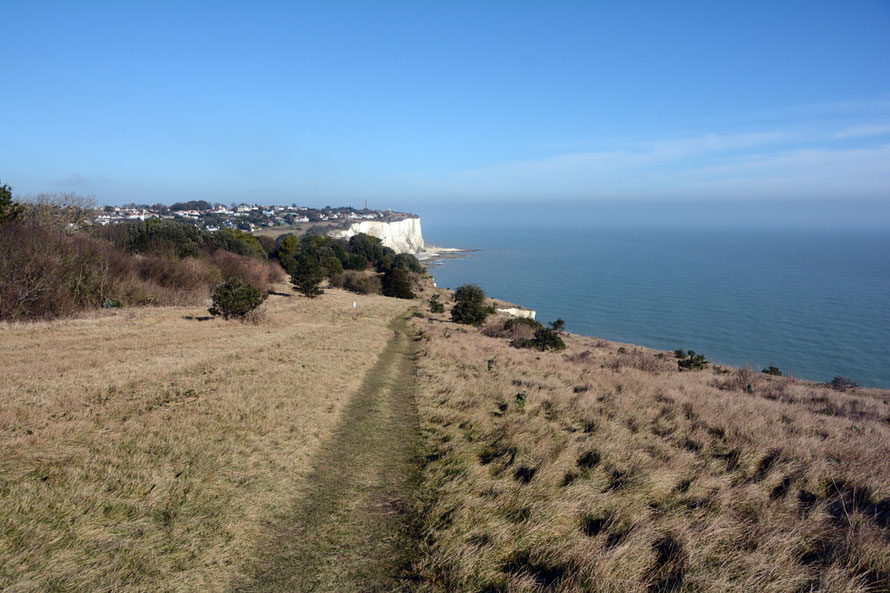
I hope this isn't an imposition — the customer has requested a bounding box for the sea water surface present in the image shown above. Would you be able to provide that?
[422,221,890,388]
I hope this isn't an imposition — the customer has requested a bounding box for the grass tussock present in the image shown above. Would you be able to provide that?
[0,286,413,592]
[409,310,890,593]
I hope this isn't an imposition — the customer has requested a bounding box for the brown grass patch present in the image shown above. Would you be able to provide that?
[0,286,412,591]
[408,312,890,592]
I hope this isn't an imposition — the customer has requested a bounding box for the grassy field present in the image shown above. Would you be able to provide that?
[0,286,412,592]
[409,297,890,593]
[4,281,890,592]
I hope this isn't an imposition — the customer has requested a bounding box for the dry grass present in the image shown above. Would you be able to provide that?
[0,286,412,592]
[409,311,890,593]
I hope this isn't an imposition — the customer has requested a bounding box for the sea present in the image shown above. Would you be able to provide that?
[417,203,890,388]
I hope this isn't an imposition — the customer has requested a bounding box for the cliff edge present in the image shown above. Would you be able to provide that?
[328,216,426,254]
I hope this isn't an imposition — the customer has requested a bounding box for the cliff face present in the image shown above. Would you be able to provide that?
[329,217,426,254]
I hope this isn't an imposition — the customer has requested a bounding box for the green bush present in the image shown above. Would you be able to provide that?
[677,350,709,371]
[451,283,492,326]
[762,366,782,376]
[382,266,415,299]
[513,322,566,351]
[392,252,424,274]
[208,277,267,319]
[429,294,445,313]
[503,317,542,331]
[287,252,324,297]
[0,181,24,225]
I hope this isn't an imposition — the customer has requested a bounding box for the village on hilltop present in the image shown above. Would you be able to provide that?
[94,201,400,232]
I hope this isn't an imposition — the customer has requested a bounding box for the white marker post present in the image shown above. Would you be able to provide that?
[353,301,357,319]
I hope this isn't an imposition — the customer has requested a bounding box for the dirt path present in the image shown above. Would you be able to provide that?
[233,313,423,593]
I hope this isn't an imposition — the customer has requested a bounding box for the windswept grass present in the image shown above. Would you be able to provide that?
[0,287,412,592]
[409,309,890,592]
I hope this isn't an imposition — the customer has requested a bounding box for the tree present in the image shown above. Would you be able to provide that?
[451,283,492,326]
[549,318,566,332]
[0,181,24,225]
[382,266,414,299]
[288,252,324,297]
[208,277,267,319]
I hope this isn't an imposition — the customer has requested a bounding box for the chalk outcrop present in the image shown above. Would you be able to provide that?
[328,217,425,254]
[497,307,537,320]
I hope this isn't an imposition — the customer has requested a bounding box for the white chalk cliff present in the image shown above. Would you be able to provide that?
[328,217,426,254]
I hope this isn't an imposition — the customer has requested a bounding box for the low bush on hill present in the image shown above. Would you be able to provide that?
[429,294,445,313]
[208,277,267,320]
[676,349,709,371]
[513,325,567,351]
[451,284,494,326]
[382,266,415,299]
[329,271,382,295]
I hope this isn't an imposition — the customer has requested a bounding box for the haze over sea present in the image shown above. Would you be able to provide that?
[417,201,890,388]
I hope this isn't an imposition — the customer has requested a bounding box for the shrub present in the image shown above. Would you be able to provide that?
[382,266,415,299]
[344,253,368,271]
[504,317,542,331]
[451,283,492,326]
[514,326,566,351]
[287,252,324,297]
[392,252,424,274]
[329,271,382,295]
[208,277,267,320]
[209,250,273,292]
[429,294,445,313]
[677,350,709,371]
[762,366,783,376]
[827,376,858,391]
[0,180,24,225]
[452,300,492,325]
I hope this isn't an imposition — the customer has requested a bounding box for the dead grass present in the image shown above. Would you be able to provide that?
[0,286,412,592]
[409,311,890,593]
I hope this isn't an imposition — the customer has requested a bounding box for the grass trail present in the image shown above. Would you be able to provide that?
[234,313,422,593]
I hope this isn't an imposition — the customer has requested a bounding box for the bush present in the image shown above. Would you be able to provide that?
[287,252,324,297]
[392,252,424,274]
[344,253,368,271]
[0,180,23,225]
[208,277,267,320]
[209,250,274,292]
[677,350,709,371]
[504,317,542,331]
[429,294,445,313]
[762,366,783,376]
[329,271,382,295]
[382,266,415,299]
[451,283,492,326]
[514,325,566,351]
[828,376,858,391]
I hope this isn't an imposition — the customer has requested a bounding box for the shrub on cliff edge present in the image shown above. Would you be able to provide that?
[451,283,493,326]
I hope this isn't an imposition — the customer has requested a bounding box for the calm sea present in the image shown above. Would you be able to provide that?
[422,220,890,388]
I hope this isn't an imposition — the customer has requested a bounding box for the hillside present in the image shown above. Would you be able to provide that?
[2,283,889,592]
[409,291,890,592]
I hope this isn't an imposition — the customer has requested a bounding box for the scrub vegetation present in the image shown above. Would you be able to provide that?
[409,298,890,593]
[0,185,283,322]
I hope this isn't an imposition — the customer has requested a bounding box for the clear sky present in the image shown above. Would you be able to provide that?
[2,1,889,213]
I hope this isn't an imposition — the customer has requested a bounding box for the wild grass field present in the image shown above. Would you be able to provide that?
[0,287,412,592]
[3,278,889,593]
[409,296,890,593]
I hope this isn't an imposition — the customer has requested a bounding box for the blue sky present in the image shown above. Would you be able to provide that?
[1,1,889,211]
